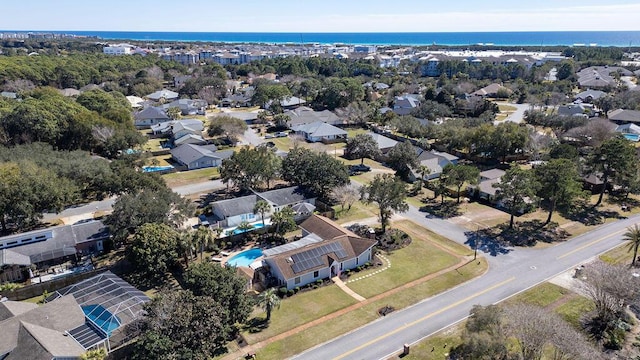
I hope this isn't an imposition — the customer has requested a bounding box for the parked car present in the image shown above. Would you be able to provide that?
[264,134,274,139]
[275,132,288,137]
[349,164,371,175]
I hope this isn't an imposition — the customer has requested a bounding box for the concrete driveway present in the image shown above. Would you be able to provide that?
[493,102,530,125]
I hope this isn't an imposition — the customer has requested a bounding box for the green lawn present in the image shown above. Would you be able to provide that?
[146,154,173,167]
[161,167,220,187]
[346,128,369,138]
[243,284,357,344]
[403,329,463,360]
[332,201,378,225]
[142,138,164,152]
[255,259,487,360]
[347,222,461,298]
[498,104,517,112]
[600,243,633,265]
[555,296,595,329]
[506,282,570,307]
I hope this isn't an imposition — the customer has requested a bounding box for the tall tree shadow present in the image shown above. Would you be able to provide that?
[420,200,463,219]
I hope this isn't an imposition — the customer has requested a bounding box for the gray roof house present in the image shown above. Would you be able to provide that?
[467,169,506,202]
[608,109,640,124]
[173,134,207,146]
[393,95,421,116]
[368,132,398,154]
[151,119,204,136]
[291,121,348,143]
[284,107,341,127]
[262,215,376,290]
[133,107,170,128]
[557,104,592,117]
[576,66,631,89]
[210,186,316,231]
[616,123,640,135]
[410,149,459,181]
[161,99,207,115]
[472,83,510,97]
[0,295,86,360]
[170,144,233,170]
[145,89,179,101]
[574,89,606,103]
[0,220,109,283]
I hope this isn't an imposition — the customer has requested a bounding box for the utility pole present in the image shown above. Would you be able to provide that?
[474,226,479,260]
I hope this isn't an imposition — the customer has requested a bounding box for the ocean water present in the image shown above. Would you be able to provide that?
[8,31,640,47]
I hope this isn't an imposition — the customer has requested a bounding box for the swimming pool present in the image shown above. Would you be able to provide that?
[82,304,121,336]
[142,165,174,172]
[623,133,640,142]
[226,248,263,267]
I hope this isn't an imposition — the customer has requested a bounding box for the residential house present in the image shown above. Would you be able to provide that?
[145,89,179,102]
[467,169,506,203]
[133,107,170,128]
[574,89,606,103]
[211,111,258,125]
[583,173,606,194]
[262,215,376,290]
[150,119,204,137]
[393,95,421,116]
[472,83,510,98]
[577,66,632,89]
[173,134,207,146]
[161,99,207,116]
[409,149,459,181]
[58,88,81,97]
[0,221,109,283]
[368,132,398,158]
[210,186,315,230]
[608,109,640,124]
[103,43,134,55]
[220,93,252,108]
[557,104,593,118]
[284,107,341,127]
[291,121,348,143]
[170,144,233,170]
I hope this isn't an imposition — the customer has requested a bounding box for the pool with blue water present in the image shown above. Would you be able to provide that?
[226,248,263,267]
[83,304,120,335]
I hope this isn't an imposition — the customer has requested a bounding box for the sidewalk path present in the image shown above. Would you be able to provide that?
[331,276,365,302]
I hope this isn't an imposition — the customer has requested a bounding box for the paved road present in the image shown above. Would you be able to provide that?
[43,180,227,222]
[493,102,530,125]
[293,209,640,360]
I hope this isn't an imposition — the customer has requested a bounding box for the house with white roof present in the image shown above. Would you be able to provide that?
[291,121,348,143]
[145,89,179,102]
[409,149,459,182]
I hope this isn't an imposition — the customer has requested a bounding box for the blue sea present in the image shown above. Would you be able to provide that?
[8,31,640,47]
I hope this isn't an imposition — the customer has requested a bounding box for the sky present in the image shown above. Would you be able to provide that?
[3,0,640,33]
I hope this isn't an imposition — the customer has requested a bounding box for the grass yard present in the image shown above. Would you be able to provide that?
[242,285,357,344]
[346,128,369,138]
[142,137,164,152]
[161,167,220,187]
[506,282,570,307]
[332,201,378,225]
[600,243,633,265]
[554,296,595,328]
[255,258,487,360]
[146,154,173,167]
[347,226,460,298]
[498,104,517,112]
[402,328,464,359]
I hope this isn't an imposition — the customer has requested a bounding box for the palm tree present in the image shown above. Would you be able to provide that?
[253,200,270,227]
[192,225,216,261]
[418,165,431,190]
[257,288,281,321]
[177,231,194,266]
[624,224,640,267]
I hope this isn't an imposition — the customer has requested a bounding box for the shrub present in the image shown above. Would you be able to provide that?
[278,287,288,297]
[287,289,294,297]
[0,282,22,292]
[294,286,300,293]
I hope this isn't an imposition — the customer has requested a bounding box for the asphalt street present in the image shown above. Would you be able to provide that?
[292,211,640,360]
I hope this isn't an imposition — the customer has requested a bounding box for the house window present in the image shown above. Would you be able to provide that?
[340,263,343,270]
[313,271,319,278]
[294,277,301,284]
[356,258,359,265]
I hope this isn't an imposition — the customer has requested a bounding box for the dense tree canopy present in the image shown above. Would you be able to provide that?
[344,133,380,164]
[282,146,349,199]
[220,145,281,191]
[361,174,409,233]
[183,262,253,328]
[133,290,230,360]
[127,223,180,283]
[534,158,585,226]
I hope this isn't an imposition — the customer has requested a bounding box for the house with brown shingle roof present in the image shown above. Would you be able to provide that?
[262,215,376,290]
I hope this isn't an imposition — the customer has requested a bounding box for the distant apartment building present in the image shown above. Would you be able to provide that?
[103,43,135,55]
